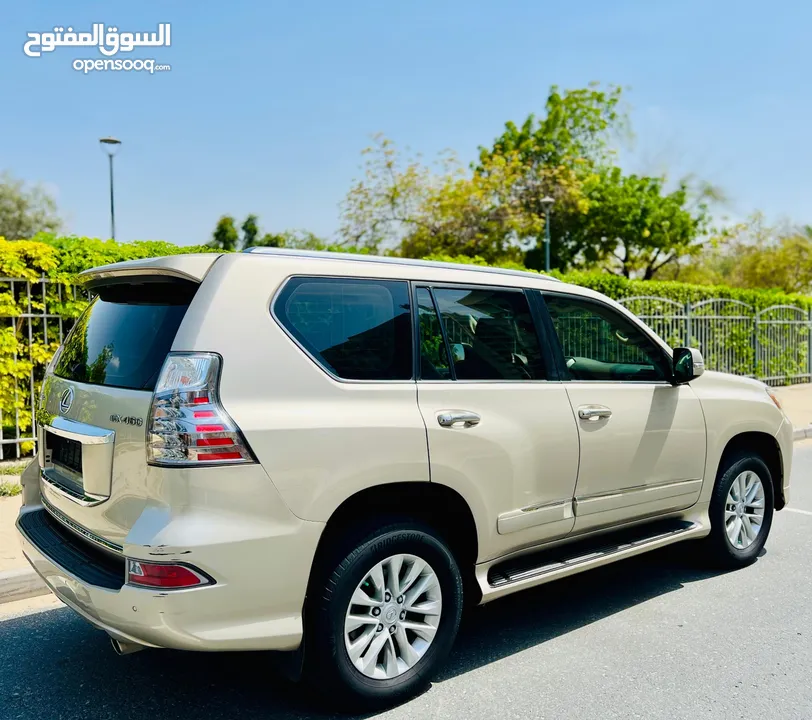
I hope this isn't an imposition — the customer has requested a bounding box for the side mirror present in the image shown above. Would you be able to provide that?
[673,347,704,384]
[451,343,466,363]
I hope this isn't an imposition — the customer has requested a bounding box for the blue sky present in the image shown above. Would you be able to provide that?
[2,0,810,245]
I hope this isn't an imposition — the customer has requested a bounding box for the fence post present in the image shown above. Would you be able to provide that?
[753,311,760,380]
[685,302,692,347]
[808,308,812,383]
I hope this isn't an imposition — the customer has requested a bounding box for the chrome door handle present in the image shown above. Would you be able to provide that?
[577,405,612,421]
[437,411,481,428]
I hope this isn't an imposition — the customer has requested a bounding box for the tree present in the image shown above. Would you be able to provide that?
[479,83,627,171]
[209,215,240,250]
[241,214,259,248]
[663,214,812,293]
[479,85,719,276]
[736,228,812,293]
[478,84,629,269]
[256,229,330,250]
[209,214,329,251]
[551,167,713,279]
[0,172,61,240]
[254,232,285,248]
[340,134,584,262]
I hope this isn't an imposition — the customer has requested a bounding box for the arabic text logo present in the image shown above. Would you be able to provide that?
[24,23,171,58]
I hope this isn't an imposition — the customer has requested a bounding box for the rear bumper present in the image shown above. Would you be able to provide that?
[17,503,324,652]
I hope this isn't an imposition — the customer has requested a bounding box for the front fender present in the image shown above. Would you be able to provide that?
[691,372,787,504]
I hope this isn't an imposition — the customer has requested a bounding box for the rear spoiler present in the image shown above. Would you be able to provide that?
[78,253,223,290]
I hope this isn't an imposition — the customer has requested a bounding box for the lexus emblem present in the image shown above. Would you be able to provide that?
[59,387,74,415]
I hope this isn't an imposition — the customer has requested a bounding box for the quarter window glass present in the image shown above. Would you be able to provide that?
[432,288,545,380]
[275,278,413,380]
[416,288,451,380]
[544,294,668,382]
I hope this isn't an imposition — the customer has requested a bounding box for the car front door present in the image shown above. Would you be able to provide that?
[541,292,707,533]
[414,284,580,562]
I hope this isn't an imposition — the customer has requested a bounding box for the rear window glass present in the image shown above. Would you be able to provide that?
[275,277,413,380]
[54,281,195,390]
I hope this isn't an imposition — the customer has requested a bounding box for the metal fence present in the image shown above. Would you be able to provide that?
[1,277,81,460]
[1,281,810,458]
[618,296,812,385]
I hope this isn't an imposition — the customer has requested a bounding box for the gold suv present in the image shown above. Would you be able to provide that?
[17,249,793,709]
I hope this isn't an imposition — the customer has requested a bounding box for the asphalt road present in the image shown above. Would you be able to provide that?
[2,445,811,720]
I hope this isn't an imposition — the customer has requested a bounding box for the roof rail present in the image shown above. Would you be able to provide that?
[242,247,561,283]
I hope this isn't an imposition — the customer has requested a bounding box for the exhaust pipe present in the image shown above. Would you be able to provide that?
[110,637,145,656]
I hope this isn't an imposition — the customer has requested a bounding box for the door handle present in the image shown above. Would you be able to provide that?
[437,410,481,428]
[577,404,612,421]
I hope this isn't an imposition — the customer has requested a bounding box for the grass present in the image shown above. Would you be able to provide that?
[0,462,29,476]
[0,481,22,497]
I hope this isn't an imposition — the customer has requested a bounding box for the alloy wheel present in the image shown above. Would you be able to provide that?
[343,553,442,680]
[724,470,766,549]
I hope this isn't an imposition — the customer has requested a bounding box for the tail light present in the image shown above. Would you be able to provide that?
[147,352,255,466]
[127,559,211,589]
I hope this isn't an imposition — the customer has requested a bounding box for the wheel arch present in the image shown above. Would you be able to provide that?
[307,482,480,604]
[718,431,785,510]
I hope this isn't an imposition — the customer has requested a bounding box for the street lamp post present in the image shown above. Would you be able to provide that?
[540,196,555,272]
[99,137,122,240]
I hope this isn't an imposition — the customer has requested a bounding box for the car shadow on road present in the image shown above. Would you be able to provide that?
[0,545,732,720]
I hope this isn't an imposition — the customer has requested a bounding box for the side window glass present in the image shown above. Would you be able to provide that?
[416,288,451,380]
[432,287,546,380]
[275,277,412,380]
[544,294,668,382]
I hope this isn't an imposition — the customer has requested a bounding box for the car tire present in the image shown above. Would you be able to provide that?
[306,521,463,711]
[703,453,774,569]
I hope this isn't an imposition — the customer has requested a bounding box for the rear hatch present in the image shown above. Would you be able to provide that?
[37,257,218,546]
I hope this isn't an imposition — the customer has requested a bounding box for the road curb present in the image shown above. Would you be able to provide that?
[793,425,812,442]
[0,567,48,605]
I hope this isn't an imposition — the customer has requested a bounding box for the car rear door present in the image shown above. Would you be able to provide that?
[414,284,580,562]
[541,291,707,533]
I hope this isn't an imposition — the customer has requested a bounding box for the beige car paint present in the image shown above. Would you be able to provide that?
[17,250,793,653]
[565,382,707,533]
[417,381,580,562]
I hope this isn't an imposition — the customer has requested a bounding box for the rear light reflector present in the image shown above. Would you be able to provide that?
[147,353,255,466]
[197,451,244,461]
[196,437,233,447]
[127,559,211,589]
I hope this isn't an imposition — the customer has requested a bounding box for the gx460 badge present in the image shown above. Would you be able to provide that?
[110,414,143,427]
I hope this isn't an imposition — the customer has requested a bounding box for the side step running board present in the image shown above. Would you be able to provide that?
[488,518,703,589]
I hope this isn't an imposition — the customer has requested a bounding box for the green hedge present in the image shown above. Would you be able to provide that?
[12,233,218,280]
